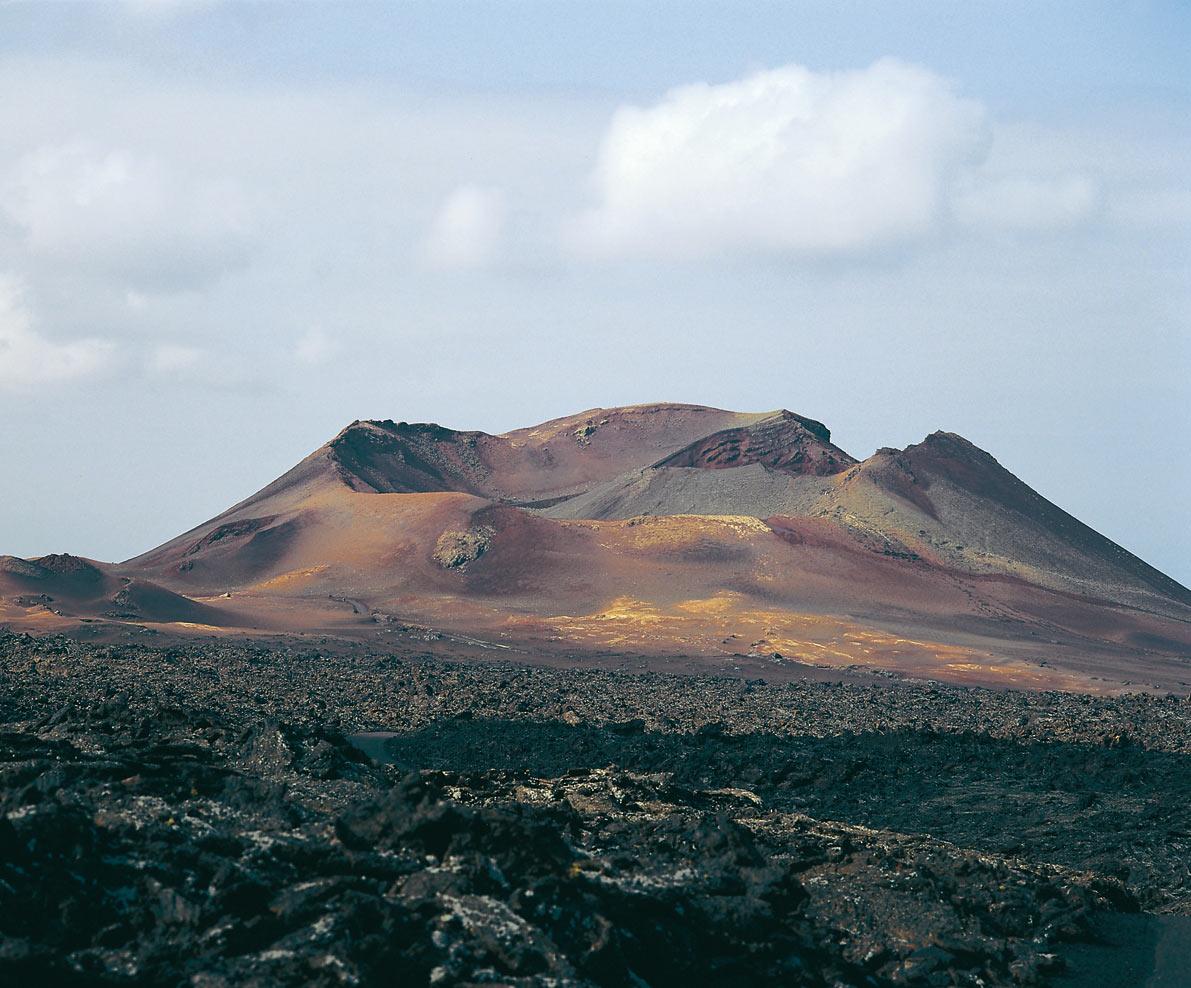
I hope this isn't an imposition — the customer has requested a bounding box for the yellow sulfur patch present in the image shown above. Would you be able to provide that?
[253,566,330,590]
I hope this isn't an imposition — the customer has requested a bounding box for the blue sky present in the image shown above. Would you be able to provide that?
[6,2,1189,110]
[0,1,1188,583]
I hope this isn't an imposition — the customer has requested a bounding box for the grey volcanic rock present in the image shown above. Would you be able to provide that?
[539,463,834,520]
[433,525,496,568]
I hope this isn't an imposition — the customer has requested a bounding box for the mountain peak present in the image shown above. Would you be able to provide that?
[917,430,995,459]
[655,409,854,476]
[765,409,835,445]
[31,553,104,581]
[40,397,1186,695]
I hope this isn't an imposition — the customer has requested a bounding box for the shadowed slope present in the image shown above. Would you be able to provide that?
[822,433,1191,612]
[0,553,226,626]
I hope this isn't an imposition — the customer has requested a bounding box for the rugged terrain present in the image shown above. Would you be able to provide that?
[3,630,1190,986]
[2,403,1189,693]
[3,403,1190,981]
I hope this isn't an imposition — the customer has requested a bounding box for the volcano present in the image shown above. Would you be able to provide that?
[4,402,1188,692]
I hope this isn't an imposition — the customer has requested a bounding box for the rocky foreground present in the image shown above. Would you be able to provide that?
[2,631,1190,986]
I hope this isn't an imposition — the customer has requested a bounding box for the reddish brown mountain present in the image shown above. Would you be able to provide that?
[4,403,1188,693]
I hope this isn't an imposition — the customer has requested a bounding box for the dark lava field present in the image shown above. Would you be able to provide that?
[2,631,1190,987]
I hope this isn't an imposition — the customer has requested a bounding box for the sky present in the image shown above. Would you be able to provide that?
[0,1,1188,583]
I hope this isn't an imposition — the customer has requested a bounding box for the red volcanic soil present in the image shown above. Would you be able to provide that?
[4,402,1189,694]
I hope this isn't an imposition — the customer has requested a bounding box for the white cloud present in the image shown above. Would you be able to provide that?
[1,142,252,291]
[573,59,987,259]
[0,277,113,391]
[423,184,507,269]
[294,326,340,366]
[147,343,204,374]
[952,173,1100,231]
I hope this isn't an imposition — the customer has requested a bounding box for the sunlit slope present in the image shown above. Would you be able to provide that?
[78,401,1191,690]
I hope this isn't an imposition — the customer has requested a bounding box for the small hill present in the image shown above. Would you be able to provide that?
[0,552,227,627]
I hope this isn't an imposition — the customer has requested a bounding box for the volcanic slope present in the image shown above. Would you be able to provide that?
[0,553,227,627]
[11,402,1188,692]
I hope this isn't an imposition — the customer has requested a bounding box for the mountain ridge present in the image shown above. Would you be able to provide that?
[3,401,1188,694]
